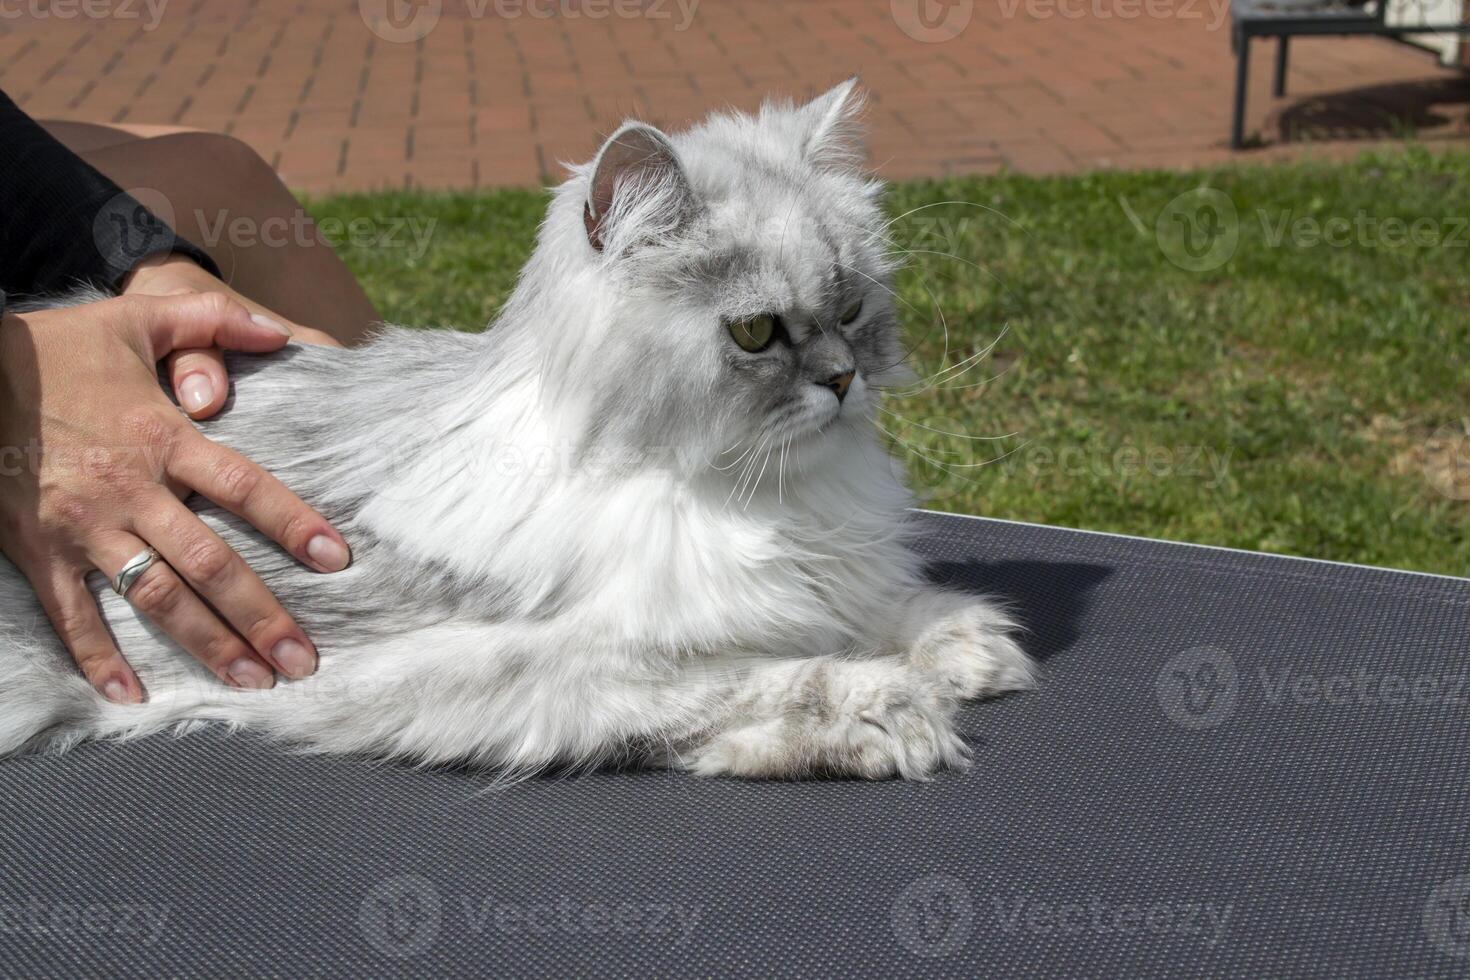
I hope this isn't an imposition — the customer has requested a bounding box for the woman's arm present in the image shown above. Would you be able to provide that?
[0,91,355,701]
[0,88,219,300]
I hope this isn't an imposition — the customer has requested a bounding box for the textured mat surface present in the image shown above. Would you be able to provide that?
[1,513,1468,978]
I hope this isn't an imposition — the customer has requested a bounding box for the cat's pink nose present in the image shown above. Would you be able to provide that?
[821,371,855,402]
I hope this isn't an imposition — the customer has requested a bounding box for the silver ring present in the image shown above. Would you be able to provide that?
[111,547,161,598]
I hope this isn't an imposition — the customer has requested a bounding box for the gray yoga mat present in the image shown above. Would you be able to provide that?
[1,512,1467,977]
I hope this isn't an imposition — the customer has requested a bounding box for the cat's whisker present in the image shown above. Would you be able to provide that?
[744,437,777,511]
[887,248,1021,317]
[874,421,1030,488]
[876,408,1017,443]
[729,430,774,510]
[834,213,1026,395]
[884,322,1012,399]
[884,343,1022,397]
[880,199,1027,235]
[882,348,992,399]
[854,213,1018,379]
[710,438,758,472]
[831,259,955,382]
[724,440,760,508]
[831,260,935,372]
[777,435,790,506]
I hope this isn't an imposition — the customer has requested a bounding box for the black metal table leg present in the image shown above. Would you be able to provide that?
[1273,35,1290,96]
[1232,30,1251,149]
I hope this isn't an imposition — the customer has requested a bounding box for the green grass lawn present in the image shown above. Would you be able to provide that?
[307,147,1470,577]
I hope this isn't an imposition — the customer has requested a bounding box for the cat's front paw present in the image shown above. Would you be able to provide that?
[908,594,1038,702]
[674,663,969,781]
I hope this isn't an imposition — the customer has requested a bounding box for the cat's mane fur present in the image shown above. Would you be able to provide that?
[0,81,1035,779]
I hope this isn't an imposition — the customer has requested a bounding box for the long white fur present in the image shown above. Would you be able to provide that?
[0,81,1035,780]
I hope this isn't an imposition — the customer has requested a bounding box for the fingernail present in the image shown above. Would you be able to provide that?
[226,658,275,690]
[178,373,214,414]
[250,312,292,337]
[307,534,350,572]
[271,638,317,680]
[103,678,136,705]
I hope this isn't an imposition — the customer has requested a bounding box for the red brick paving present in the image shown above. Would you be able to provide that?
[3,0,1468,191]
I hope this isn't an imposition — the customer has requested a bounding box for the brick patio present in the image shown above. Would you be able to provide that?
[4,0,1468,191]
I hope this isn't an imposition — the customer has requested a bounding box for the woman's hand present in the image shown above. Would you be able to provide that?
[0,290,352,703]
[122,253,344,418]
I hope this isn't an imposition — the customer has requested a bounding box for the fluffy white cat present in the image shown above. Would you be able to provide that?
[0,81,1035,779]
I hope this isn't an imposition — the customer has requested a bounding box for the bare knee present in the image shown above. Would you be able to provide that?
[162,133,284,198]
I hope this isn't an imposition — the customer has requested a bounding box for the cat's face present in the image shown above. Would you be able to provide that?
[556,81,908,476]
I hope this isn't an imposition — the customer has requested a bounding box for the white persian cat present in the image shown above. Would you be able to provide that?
[0,81,1035,779]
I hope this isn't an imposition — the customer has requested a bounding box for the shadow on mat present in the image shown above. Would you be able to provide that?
[924,559,1112,663]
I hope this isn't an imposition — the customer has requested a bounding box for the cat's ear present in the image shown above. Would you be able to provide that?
[796,77,866,169]
[583,123,693,253]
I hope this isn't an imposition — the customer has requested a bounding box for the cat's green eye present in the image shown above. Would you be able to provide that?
[839,299,863,325]
[729,314,778,353]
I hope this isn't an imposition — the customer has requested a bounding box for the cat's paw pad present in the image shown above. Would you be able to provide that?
[913,601,1038,702]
